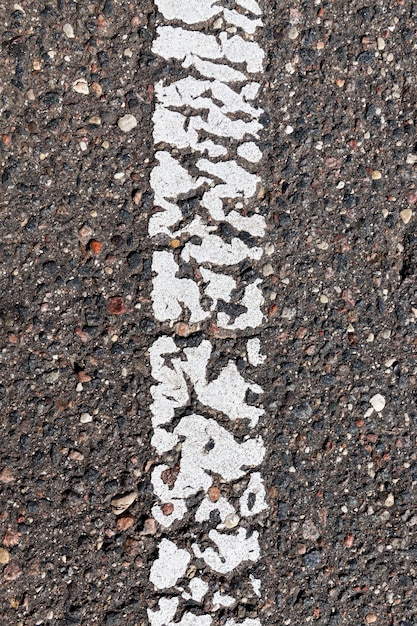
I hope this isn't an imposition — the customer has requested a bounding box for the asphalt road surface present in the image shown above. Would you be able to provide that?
[1,1,417,625]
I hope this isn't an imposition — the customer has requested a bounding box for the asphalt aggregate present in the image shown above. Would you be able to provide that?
[1,1,417,625]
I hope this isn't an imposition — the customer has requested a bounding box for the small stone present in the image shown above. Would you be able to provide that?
[262,263,274,277]
[371,170,382,180]
[89,239,102,254]
[73,79,89,95]
[296,543,306,555]
[370,394,385,412]
[92,82,103,97]
[208,486,220,502]
[384,493,394,507]
[69,450,84,461]
[302,550,321,568]
[107,297,127,315]
[78,224,94,242]
[400,209,413,224]
[161,502,174,516]
[3,529,21,547]
[142,518,157,535]
[33,59,41,71]
[365,614,377,624]
[0,548,10,564]
[406,191,417,204]
[116,515,134,531]
[44,370,60,383]
[111,491,137,514]
[302,520,320,541]
[288,26,299,40]
[88,116,101,125]
[118,114,137,132]
[0,467,14,483]
[63,23,75,38]
[80,413,93,424]
[344,533,354,548]
[377,37,385,50]
[3,561,22,581]
[224,513,240,529]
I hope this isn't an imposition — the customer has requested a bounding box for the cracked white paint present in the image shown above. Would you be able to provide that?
[192,528,260,574]
[148,2,266,624]
[239,472,268,517]
[149,338,264,429]
[151,415,265,527]
[247,338,266,366]
[149,539,191,589]
[182,578,209,602]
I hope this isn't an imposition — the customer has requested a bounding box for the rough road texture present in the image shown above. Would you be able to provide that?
[1,1,417,625]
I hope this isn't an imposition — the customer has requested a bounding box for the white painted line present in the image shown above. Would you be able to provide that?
[148,1,267,623]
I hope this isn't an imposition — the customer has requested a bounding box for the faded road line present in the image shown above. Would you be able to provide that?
[148,2,267,624]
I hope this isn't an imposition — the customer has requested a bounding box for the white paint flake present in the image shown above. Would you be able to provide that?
[193,528,260,574]
[148,598,179,626]
[212,591,236,608]
[149,539,190,589]
[238,142,263,163]
[250,576,262,597]
[247,338,266,366]
[182,577,209,602]
[152,251,207,323]
[155,0,222,23]
[239,472,268,517]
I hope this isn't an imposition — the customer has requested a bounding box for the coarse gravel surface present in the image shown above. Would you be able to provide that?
[1,1,417,625]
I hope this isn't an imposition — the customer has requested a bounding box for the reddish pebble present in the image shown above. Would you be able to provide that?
[89,239,102,254]
[161,503,174,516]
[208,486,220,502]
[107,297,127,315]
[116,515,134,531]
[406,190,417,204]
[3,562,22,581]
[77,371,91,383]
[344,533,354,548]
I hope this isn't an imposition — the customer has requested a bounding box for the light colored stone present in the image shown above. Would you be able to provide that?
[377,37,385,50]
[400,208,413,224]
[80,413,93,424]
[0,548,10,564]
[288,26,299,40]
[73,79,89,95]
[384,493,394,507]
[63,23,75,38]
[111,491,137,514]
[0,467,14,483]
[118,114,137,132]
[370,393,386,412]
[224,513,240,529]
[371,170,382,180]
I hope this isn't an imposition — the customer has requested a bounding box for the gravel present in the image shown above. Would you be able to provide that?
[1,0,416,624]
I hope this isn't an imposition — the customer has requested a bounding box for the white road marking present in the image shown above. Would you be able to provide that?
[148,0,267,622]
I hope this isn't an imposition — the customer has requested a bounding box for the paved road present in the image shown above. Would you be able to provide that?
[1,1,417,625]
